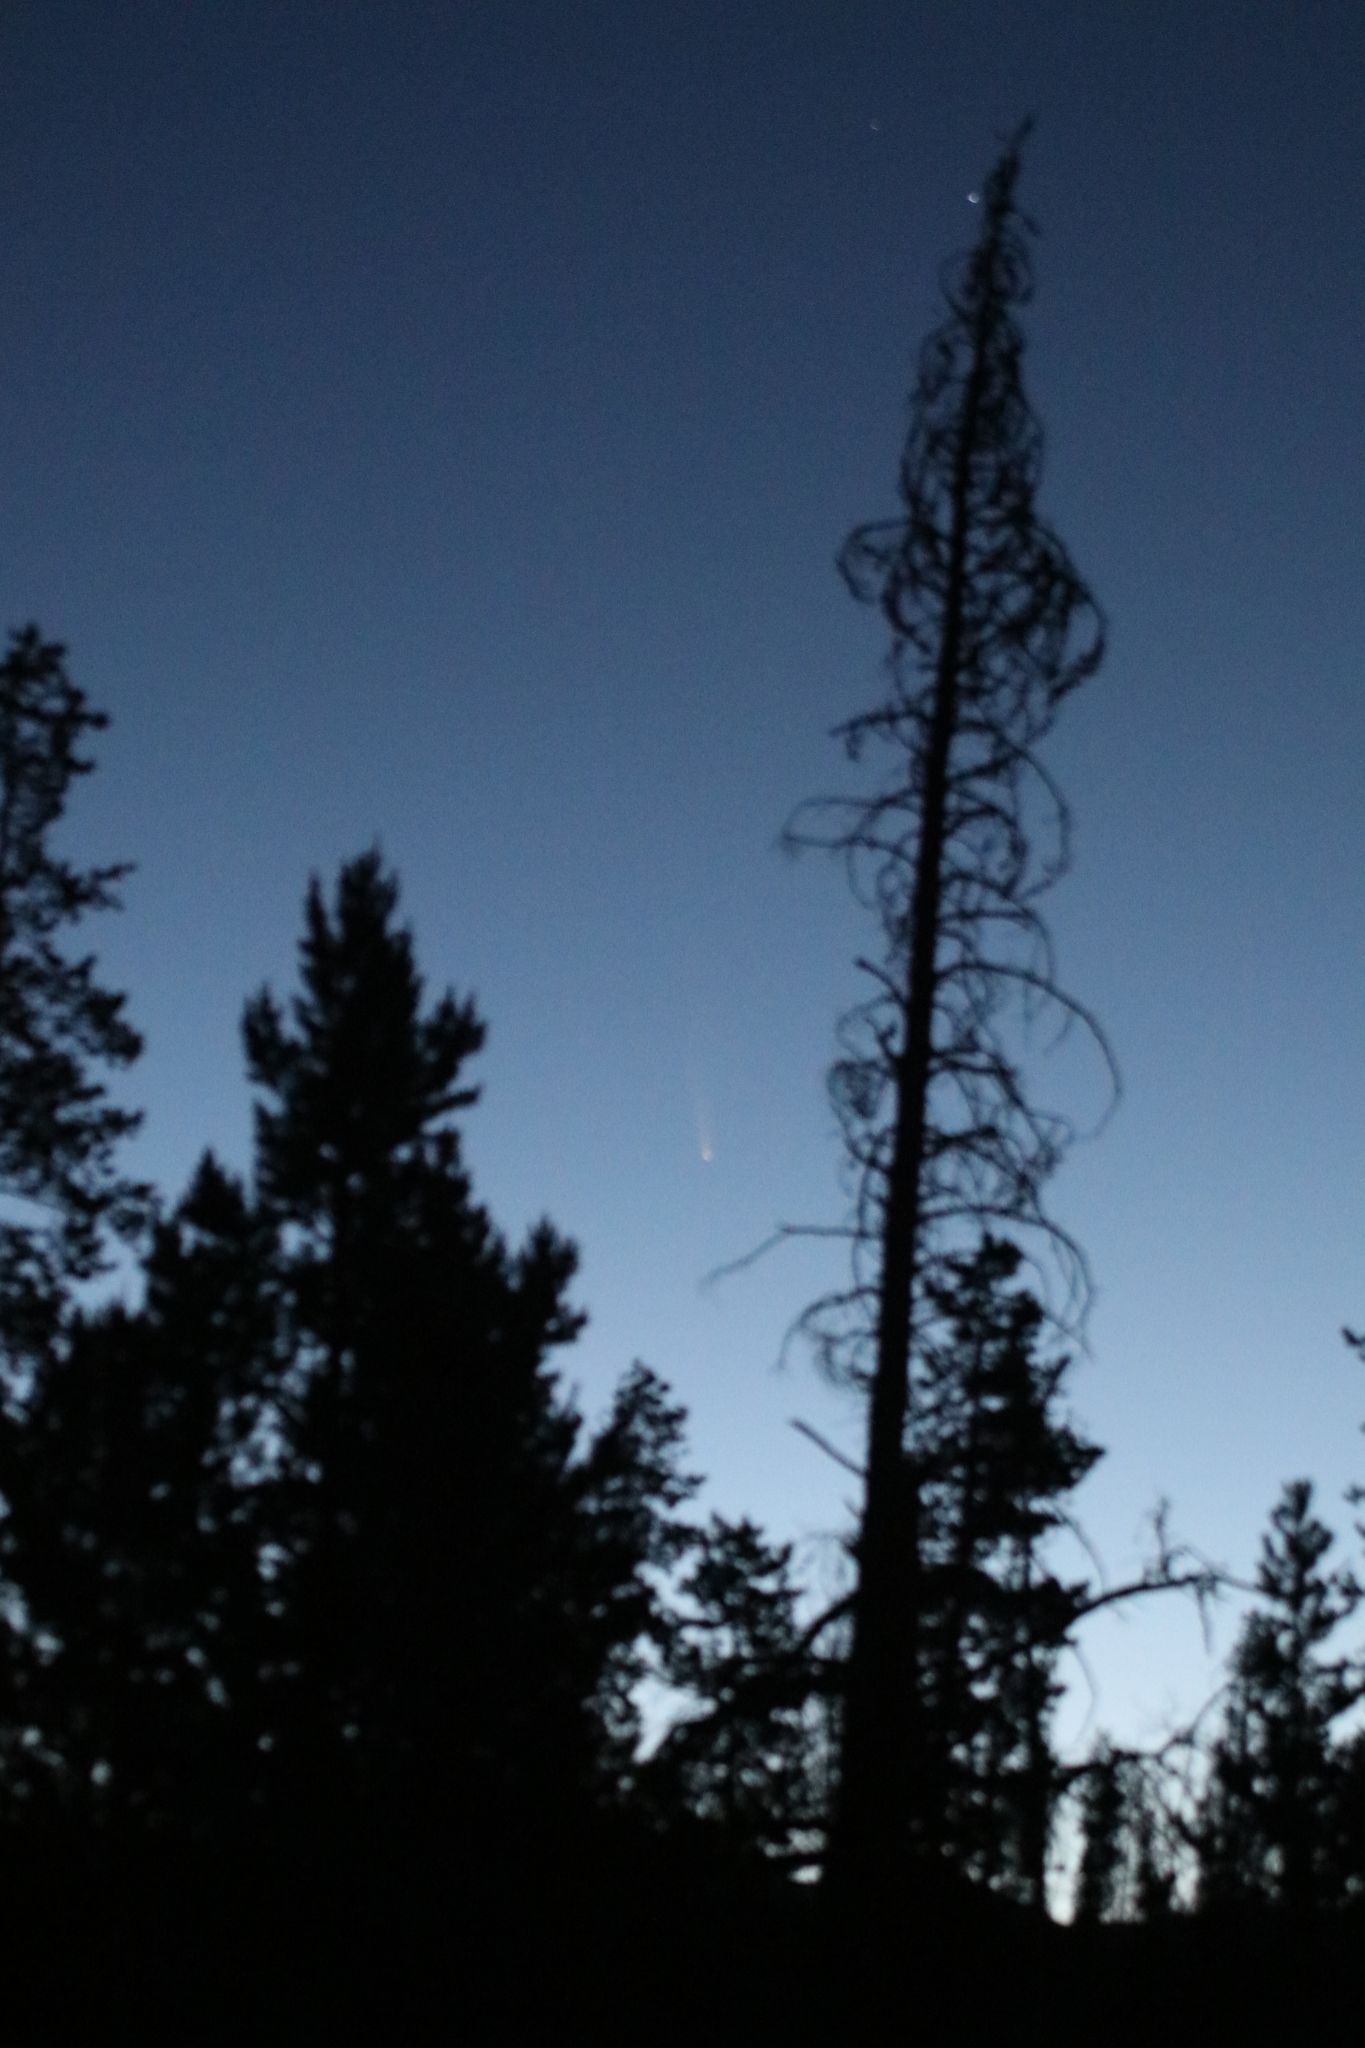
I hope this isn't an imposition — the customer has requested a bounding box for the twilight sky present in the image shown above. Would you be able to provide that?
[5,0,1364,1786]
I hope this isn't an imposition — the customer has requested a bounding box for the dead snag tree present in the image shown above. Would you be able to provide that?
[789,129,1115,1907]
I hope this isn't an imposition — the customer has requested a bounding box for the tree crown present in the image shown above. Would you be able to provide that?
[785,129,1116,1385]
[0,627,148,1371]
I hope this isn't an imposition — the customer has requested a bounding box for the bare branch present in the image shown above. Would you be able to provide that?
[700,1222,857,1291]
[790,1416,865,1480]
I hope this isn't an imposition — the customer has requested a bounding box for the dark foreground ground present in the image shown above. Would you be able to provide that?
[1,1813,1358,2041]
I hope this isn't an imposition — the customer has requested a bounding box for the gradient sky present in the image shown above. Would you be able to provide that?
[5,1,1364,1793]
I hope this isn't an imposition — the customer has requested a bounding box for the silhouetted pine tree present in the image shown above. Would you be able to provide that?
[781,127,1114,1904]
[568,1361,702,1787]
[1072,1742,1125,1923]
[0,843,717,1878]
[1196,1481,1361,1914]
[0,627,154,1816]
[914,1236,1101,1903]
[642,1514,819,1861]
[1130,1771,1178,1922]
[1072,1749,1180,1924]
[0,626,149,1380]
[0,1153,284,1830]
[229,850,588,1829]
[119,1152,290,1821]
[228,849,715,1851]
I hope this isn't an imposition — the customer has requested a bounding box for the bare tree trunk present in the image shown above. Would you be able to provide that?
[826,299,995,1901]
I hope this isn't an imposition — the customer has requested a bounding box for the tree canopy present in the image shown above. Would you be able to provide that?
[0,626,148,1381]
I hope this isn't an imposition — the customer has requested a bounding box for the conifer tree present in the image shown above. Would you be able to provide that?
[569,1361,702,1787]
[1130,1774,1178,1922]
[1196,1481,1361,1913]
[0,1155,279,1829]
[644,1514,818,1861]
[232,850,710,1839]
[913,1236,1100,1901]
[1072,1749,1178,1924]
[0,626,148,1379]
[784,128,1113,1903]
[0,625,152,1817]
[0,846,713,1860]
[236,849,591,1823]
[1073,1742,1125,1924]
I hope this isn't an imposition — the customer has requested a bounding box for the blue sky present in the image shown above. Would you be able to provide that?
[5,0,1365,1785]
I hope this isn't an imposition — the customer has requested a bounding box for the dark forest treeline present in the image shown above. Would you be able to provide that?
[7,142,1365,2032]
[0,624,1108,1898]
[5,624,1365,2036]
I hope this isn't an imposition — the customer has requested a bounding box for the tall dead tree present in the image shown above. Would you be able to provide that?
[789,129,1115,1907]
